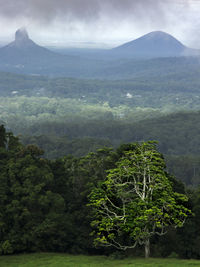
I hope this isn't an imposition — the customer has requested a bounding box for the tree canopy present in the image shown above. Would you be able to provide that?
[0,126,198,258]
[89,142,191,258]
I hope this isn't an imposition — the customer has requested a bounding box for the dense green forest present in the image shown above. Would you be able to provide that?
[0,94,200,186]
[0,126,199,259]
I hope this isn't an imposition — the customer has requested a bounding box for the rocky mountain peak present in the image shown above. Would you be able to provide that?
[15,28,29,43]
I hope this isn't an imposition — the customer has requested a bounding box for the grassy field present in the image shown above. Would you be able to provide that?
[0,253,200,267]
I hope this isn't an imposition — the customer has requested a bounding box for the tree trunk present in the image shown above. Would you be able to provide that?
[144,239,150,258]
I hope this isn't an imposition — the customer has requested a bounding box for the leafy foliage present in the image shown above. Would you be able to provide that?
[89,142,191,257]
[0,126,199,258]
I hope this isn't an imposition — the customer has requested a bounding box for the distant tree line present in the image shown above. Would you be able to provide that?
[0,125,200,259]
[1,96,200,188]
[18,110,200,187]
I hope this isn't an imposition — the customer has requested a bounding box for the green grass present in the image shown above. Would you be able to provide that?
[0,254,200,267]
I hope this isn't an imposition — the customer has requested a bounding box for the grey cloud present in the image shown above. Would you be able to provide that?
[0,0,177,24]
[0,0,198,48]
[0,0,101,23]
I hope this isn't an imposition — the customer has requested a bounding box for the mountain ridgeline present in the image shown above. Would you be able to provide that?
[0,28,199,77]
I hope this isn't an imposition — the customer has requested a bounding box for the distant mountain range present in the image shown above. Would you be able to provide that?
[0,28,199,77]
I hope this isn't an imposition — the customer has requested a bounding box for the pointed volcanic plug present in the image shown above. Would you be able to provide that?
[15,27,29,42]
[0,27,65,64]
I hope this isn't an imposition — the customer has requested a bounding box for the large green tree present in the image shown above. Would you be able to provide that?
[89,142,191,258]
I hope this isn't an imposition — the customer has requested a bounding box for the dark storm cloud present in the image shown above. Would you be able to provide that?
[0,0,198,48]
[0,0,99,23]
[0,0,177,25]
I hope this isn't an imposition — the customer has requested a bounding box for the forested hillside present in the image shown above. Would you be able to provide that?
[0,126,199,259]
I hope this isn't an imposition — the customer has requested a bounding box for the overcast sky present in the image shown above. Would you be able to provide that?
[0,0,200,48]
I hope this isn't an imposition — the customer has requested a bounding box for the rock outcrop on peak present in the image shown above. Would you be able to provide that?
[15,28,29,42]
